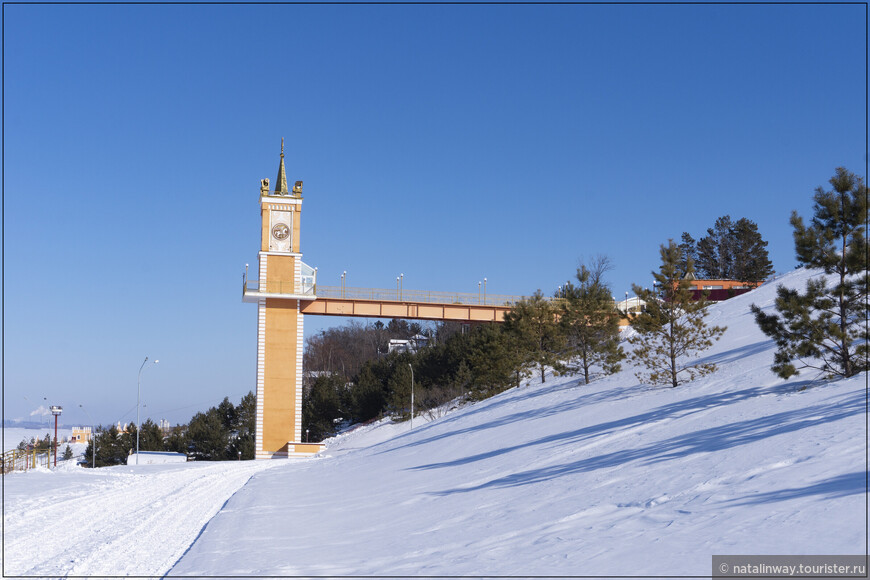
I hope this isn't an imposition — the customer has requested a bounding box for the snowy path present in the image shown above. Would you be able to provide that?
[2,460,279,577]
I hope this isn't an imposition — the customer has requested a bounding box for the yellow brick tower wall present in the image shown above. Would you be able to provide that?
[255,191,304,459]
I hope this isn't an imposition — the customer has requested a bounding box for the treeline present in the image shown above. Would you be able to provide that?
[303,318,432,385]
[302,257,630,440]
[303,322,523,441]
[82,392,256,467]
[678,216,774,282]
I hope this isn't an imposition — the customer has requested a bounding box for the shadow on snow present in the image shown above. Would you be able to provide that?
[423,386,862,496]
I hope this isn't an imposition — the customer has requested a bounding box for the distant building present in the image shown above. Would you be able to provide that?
[615,296,646,314]
[127,451,187,465]
[388,334,430,354]
[682,273,760,302]
[70,426,92,444]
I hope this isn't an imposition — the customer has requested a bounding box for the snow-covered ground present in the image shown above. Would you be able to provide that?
[2,268,866,577]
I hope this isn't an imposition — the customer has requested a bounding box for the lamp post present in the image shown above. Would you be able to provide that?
[305,428,309,443]
[79,404,96,469]
[400,273,404,301]
[625,291,629,314]
[483,278,487,304]
[478,281,481,304]
[341,271,346,298]
[408,363,415,430]
[50,406,62,467]
[136,357,159,465]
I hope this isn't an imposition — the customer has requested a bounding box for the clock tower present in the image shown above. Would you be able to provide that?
[247,139,319,459]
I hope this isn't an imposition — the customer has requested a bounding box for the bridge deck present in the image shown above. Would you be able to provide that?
[243,283,528,322]
[243,283,629,324]
[300,295,512,322]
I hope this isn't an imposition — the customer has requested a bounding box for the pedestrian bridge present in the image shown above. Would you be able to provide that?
[243,281,528,322]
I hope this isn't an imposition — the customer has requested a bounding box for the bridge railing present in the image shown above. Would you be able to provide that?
[314,285,533,306]
[243,280,316,296]
[243,276,562,308]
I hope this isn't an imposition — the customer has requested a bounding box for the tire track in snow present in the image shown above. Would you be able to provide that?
[3,461,280,577]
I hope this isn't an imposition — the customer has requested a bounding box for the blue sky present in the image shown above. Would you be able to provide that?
[3,3,866,428]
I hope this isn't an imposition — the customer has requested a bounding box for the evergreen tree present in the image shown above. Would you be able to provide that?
[62,444,73,460]
[350,363,388,423]
[752,167,869,379]
[386,354,414,419]
[302,373,345,440]
[216,397,237,433]
[691,215,773,281]
[677,233,697,278]
[163,426,188,455]
[629,240,726,387]
[560,257,624,384]
[91,425,128,467]
[464,324,524,398]
[696,216,734,278]
[187,408,229,460]
[232,391,257,460]
[136,419,164,451]
[503,290,565,384]
[695,235,719,279]
[713,215,735,278]
[36,433,52,452]
[731,217,774,284]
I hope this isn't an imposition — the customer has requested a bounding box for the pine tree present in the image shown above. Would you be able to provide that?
[187,408,229,460]
[62,444,73,461]
[503,290,565,384]
[691,216,773,282]
[752,167,868,379]
[386,354,414,419]
[137,419,164,451]
[731,217,774,284]
[351,363,388,422]
[712,215,735,278]
[36,433,52,452]
[629,240,726,387]
[560,257,624,384]
[465,324,524,398]
[302,373,345,439]
[164,426,188,455]
[695,235,719,279]
[91,425,126,467]
[232,391,257,459]
[677,233,697,278]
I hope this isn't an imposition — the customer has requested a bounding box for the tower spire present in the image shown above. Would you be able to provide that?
[273,137,289,196]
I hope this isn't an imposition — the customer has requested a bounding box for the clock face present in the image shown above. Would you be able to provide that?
[271,223,290,241]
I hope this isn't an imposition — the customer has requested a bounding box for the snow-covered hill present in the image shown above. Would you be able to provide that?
[3,268,866,577]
